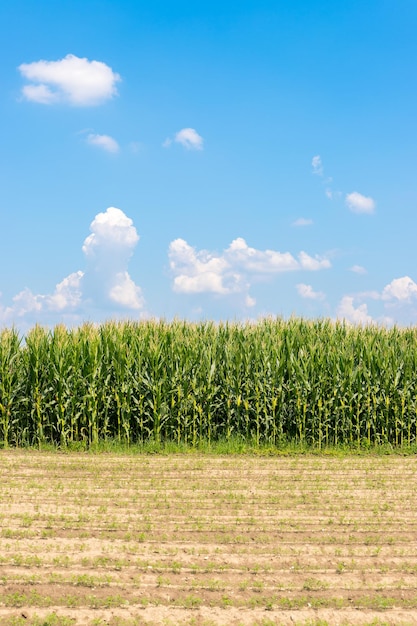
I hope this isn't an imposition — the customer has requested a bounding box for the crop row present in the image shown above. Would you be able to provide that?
[1,318,417,447]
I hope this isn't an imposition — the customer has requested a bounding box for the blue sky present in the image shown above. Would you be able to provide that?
[1,0,417,330]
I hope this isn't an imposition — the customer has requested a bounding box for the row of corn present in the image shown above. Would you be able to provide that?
[1,318,417,448]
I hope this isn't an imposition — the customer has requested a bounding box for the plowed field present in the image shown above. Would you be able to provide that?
[1,452,417,625]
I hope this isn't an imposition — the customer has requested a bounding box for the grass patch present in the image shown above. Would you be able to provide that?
[16,436,417,457]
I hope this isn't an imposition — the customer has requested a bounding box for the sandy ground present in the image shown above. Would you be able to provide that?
[1,451,417,625]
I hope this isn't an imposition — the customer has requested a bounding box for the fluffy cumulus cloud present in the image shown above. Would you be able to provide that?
[228,238,330,273]
[0,208,144,330]
[10,288,43,317]
[168,239,236,296]
[18,54,121,106]
[337,296,374,325]
[87,133,119,153]
[4,272,84,322]
[381,276,417,302]
[46,272,84,311]
[82,207,143,310]
[337,275,417,326]
[83,208,139,256]
[169,236,330,306]
[296,283,325,301]
[163,128,204,150]
[345,192,376,214]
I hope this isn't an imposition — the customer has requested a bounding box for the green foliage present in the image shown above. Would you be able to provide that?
[2,318,417,448]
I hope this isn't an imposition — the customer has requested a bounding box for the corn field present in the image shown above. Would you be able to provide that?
[1,318,417,448]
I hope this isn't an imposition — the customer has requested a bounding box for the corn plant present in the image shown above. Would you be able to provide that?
[0,328,22,447]
[2,318,417,448]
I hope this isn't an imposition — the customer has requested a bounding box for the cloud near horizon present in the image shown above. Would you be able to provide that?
[169,237,331,307]
[336,296,374,325]
[3,207,415,329]
[0,208,144,330]
[18,54,121,106]
[337,276,417,325]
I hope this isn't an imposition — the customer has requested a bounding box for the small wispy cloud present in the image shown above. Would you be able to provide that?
[350,265,367,275]
[311,155,323,176]
[312,155,340,200]
[292,217,313,227]
[312,156,375,213]
[128,141,143,154]
[163,128,204,151]
[18,54,121,106]
[345,192,376,214]
[87,133,120,153]
[296,283,325,301]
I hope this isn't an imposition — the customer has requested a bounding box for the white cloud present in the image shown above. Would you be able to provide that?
[296,283,325,301]
[21,84,58,105]
[83,207,139,259]
[312,155,323,176]
[5,272,84,323]
[245,295,256,308]
[345,192,376,214]
[18,54,121,106]
[325,188,342,200]
[292,217,313,227]
[46,271,84,311]
[226,237,299,273]
[226,238,330,273]
[109,272,143,309]
[337,296,374,325]
[350,265,367,274]
[82,208,144,310]
[0,208,145,329]
[312,156,343,201]
[87,133,119,153]
[313,157,373,210]
[336,276,417,327]
[11,288,43,317]
[298,251,330,271]
[164,128,204,151]
[168,238,233,295]
[169,236,330,306]
[175,128,203,150]
[172,273,230,295]
[382,276,417,302]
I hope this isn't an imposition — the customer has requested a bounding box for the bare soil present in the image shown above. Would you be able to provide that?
[1,451,417,625]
